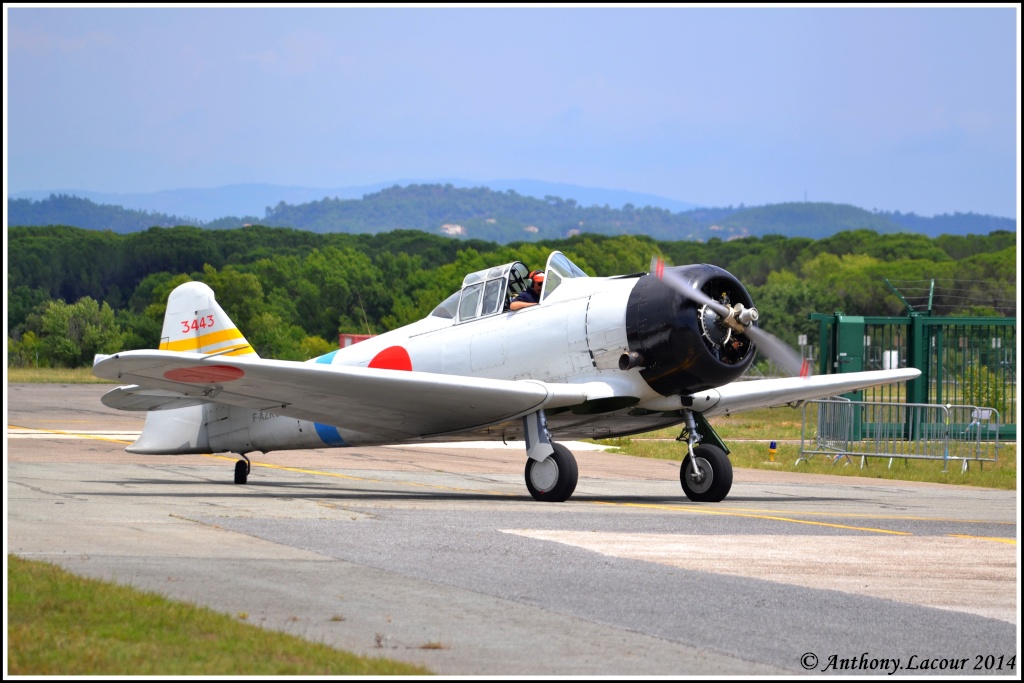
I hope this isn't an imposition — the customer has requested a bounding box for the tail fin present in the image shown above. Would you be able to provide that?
[159,281,258,358]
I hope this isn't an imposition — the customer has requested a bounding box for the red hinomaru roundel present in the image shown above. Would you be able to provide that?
[368,346,413,371]
[164,365,246,383]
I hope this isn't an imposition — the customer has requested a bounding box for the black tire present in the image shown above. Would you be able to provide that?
[680,444,733,502]
[234,459,249,485]
[525,442,579,502]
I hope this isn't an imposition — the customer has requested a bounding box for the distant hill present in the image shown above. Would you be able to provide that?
[8,184,1015,243]
[877,210,1016,238]
[9,179,699,223]
[715,203,906,239]
[7,194,198,232]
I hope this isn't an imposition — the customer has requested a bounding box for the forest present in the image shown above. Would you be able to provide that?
[7,224,1016,370]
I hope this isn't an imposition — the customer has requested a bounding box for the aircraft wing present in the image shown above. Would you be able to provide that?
[686,369,922,416]
[93,350,618,439]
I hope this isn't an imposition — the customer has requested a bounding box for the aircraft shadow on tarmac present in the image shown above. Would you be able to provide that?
[80,477,850,505]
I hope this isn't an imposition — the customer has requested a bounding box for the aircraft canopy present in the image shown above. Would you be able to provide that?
[429,251,588,323]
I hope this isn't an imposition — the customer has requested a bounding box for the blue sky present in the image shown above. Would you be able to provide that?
[5,5,1020,218]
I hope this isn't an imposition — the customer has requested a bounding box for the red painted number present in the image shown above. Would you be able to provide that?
[181,315,215,334]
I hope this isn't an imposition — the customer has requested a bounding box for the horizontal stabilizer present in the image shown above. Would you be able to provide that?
[101,385,208,412]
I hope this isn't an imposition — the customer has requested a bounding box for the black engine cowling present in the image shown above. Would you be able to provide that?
[624,264,756,396]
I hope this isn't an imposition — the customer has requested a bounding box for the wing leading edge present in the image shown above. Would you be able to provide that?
[93,350,620,440]
[684,368,922,416]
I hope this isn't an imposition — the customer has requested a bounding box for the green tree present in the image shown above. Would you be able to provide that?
[115,309,163,351]
[299,335,336,360]
[133,272,196,326]
[200,265,265,331]
[8,285,52,334]
[750,270,834,349]
[39,297,124,367]
[246,312,307,360]
[8,331,43,368]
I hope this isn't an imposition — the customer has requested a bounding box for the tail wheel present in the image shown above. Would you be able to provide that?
[680,444,733,502]
[234,457,250,485]
[525,442,578,502]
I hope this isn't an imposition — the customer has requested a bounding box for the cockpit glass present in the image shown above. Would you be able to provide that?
[507,263,530,298]
[430,291,460,319]
[459,283,483,320]
[481,278,505,316]
[542,252,587,299]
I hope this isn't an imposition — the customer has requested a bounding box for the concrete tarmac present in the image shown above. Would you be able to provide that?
[6,384,1019,676]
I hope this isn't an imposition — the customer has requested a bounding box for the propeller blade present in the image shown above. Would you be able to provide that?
[650,256,731,318]
[743,324,811,377]
[650,256,811,378]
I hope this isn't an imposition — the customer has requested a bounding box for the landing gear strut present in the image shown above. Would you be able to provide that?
[234,454,251,484]
[678,411,733,502]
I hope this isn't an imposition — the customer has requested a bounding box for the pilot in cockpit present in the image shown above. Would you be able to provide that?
[510,270,544,310]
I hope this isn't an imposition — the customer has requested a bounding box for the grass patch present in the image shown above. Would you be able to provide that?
[728,440,1015,489]
[7,555,432,676]
[595,406,1017,490]
[6,367,115,384]
[613,406,809,441]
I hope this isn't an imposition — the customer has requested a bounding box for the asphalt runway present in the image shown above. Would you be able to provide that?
[6,384,1019,676]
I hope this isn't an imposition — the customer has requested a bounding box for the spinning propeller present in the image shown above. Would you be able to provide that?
[651,256,811,377]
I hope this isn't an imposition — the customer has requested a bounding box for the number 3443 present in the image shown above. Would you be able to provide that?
[181,315,215,333]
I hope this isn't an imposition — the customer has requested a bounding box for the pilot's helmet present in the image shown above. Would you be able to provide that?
[529,270,545,285]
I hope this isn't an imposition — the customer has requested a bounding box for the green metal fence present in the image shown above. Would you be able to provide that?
[810,313,1016,440]
[798,398,1001,472]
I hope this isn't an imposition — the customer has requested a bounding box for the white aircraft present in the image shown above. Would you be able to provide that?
[93,251,920,503]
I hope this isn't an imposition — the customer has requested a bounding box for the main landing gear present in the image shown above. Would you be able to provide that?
[522,409,579,502]
[678,410,733,502]
[519,408,733,503]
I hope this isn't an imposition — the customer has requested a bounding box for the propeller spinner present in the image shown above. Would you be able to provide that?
[651,256,810,378]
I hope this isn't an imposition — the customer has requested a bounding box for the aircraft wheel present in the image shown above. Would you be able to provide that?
[525,442,578,502]
[234,458,249,485]
[680,444,733,502]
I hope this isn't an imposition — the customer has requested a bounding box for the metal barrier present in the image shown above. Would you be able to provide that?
[798,399,1001,472]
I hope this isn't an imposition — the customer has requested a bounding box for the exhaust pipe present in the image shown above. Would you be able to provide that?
[619,351,645,371]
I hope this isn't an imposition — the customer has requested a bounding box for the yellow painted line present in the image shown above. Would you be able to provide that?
[8,425,135,445]
[203,458,979,537]
[595,501,913,535]
[196,456,1010,529]
[948,534,1016,545]
[155,452,1024,531]
[9,427,140,435]
[10,429,504,497]
[10,420,125,424]
[682,504,1017,526]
